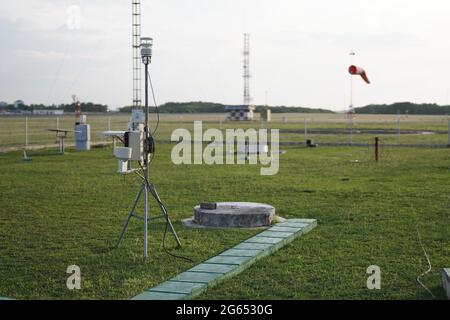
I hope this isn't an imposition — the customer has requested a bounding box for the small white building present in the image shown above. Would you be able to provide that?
[33,109,64,116]
[261,108,272,122]
[225,105,255,121]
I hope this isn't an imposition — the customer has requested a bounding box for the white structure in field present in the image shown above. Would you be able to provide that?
[226,105,255,121]
[261,108,272,122]
[75,121,91,151]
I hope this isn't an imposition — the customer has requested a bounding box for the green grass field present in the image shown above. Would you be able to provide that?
[0,140,449,299]
[1,113,449,149]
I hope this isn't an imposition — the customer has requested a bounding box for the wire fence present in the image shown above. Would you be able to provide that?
[0,113,449,152]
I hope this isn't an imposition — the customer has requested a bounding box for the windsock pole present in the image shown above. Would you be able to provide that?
[349,51,355,108]
[349,51,355,145]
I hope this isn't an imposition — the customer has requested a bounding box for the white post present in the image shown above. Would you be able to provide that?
[112,137,116,155]
[56,117,59,130]
[25,116,29,148]
[448,120,450,146]
[350,120,353,145]
[304,118,308,143]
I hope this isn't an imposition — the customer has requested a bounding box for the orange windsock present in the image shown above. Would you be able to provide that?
[349,65,370,84]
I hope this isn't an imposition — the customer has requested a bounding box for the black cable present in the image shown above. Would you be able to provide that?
[136,71,192,263]
[137,162,193,263]
[147,70,160,136]
[149,185,193,264]
[146,70,160,166]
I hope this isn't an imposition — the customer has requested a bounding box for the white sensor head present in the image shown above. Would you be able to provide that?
[141,37,153,64]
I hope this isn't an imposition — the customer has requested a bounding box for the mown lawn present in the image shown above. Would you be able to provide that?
[0,143,449,299]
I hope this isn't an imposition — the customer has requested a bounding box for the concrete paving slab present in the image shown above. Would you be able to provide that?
[288,219,317,224]
[172,272,223,284]
[150,281,206,295]
[188,263,238,274]
[233,242,273,251]
[277,222,310,228]
[132,291,187,300]
[246,236,285,244]
[131,218,317,300]
[257,231,295,238]
[205,255,251,266]
[220,249,262,257]
[269,226,302,233]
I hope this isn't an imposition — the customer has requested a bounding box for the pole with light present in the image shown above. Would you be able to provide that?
[349,50,356,144]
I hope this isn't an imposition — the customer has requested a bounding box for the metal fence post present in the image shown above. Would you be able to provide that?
[375,137,380,162]
[25,116,28,147]
[448,119,450,146]
[350,121,353,145]
[304,118,308,143]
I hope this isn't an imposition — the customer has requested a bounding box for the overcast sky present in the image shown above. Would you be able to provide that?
[1,0,450,110]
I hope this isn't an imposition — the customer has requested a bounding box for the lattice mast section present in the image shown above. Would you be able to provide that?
[243,33,251,107]
[132,1,142,109]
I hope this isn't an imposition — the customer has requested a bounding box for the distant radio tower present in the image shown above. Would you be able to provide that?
[132,0,142,109]
[225,33,255,121]
[243,33,251,107]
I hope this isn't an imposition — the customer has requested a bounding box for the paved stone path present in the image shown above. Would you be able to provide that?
[132,218,317,300]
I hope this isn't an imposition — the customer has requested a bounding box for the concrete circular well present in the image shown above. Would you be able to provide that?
[189,202,275,228]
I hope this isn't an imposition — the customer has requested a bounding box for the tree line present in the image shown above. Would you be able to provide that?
[1,103,108,113]
[355,102,450,115]
[3,101,449,115]
[118,102,333,114]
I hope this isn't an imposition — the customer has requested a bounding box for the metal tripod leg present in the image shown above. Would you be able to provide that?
[148,183,182,248]
[115,183,144,248]
[143,181,149,259]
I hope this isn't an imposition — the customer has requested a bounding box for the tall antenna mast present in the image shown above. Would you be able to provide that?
[132,1,142,109]
[243,33,251,107]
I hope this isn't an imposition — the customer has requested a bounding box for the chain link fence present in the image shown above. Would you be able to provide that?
[1,113,449,152]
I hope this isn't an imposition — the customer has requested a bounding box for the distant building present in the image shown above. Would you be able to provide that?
[14,100,24,108]
[33,109,64,116]
[261,108,272,122]
[225,105,255,121]
[0,101,8,107]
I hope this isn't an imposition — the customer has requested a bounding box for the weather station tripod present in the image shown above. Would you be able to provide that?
[115,37,181,259]
[115,175,182,259]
